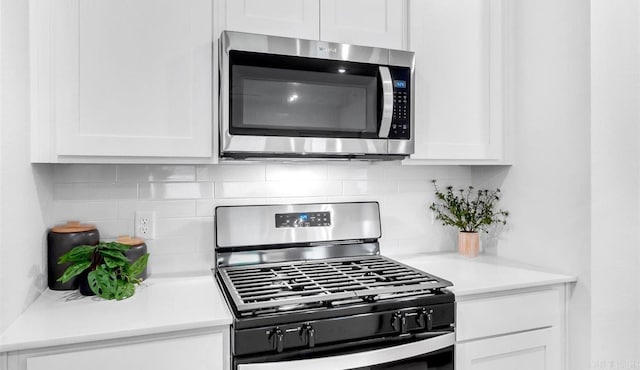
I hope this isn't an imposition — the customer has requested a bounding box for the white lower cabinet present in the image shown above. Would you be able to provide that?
[456,328,560,370]
[7,330,229,370]
[455,286,566,370]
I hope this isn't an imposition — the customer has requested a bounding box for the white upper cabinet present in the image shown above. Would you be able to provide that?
[224,0,320,40]
[30,0,213,162]
[223,0,405,49]
[407,0,506,163]
[320,0,405,49]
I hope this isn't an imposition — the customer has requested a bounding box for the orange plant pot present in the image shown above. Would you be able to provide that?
[458,231,480,257]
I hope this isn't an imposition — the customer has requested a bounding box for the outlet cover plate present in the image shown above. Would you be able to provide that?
[135,211,156,239]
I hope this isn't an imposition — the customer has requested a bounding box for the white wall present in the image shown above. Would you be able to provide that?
[591,0,640,363]
[49,163,471,274]
[0,0,53,332]
[471,1,591,369]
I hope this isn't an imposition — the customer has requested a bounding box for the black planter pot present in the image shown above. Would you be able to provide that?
[78,270,96,296]
[47,222,100,291]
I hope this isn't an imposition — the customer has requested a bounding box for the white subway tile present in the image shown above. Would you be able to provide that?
[197,164,265,182]
[266,181,342,197]
[265,164,327,181]
[398,180,432,193]
[262,196,328,205]
[86,219,133,239]
[146,251,215,275]
[379,193,432,240]
[215,182,269,198]
[154,217,211,239]
[377,238,399,255]
[53,183,138,200]
[53,164,117,184]
[196,199,216,217]
[343,181,397,196]
[117,165,195,183]
[145,237,198,255]
[117,200,196,219]
[327,195,381,203]
[384,165,471,181]
[139,183,213,200]
[327,164,385,180]
[52,201,118,224]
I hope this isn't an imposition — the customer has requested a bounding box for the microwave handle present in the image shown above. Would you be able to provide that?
[378,66,394,138]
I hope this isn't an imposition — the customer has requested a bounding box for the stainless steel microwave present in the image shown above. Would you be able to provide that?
[219,31,415,160]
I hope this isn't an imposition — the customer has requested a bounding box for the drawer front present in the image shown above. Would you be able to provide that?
[456,289,562,341]
[455,327,561,370]
[22,333,224,370]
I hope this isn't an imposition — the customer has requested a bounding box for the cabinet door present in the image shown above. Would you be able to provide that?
[320,0,406,49]
[408,0,504,162]
[456,328,561,370]
[31,0,212,158]
[20,332,225,370]
[224,0,320,40]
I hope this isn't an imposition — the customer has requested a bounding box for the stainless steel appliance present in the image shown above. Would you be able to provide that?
[219,31,415,160]
[214,202,455,369]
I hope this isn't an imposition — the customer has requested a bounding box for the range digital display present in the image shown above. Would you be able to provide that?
[275,212,331,228]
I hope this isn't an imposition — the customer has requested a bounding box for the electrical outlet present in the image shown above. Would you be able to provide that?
[135,211,156,239]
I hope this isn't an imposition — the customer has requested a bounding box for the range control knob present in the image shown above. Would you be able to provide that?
[417,308,434,330]
[301,323,316,348]
[391,311,408,334]
[269,327,284,353]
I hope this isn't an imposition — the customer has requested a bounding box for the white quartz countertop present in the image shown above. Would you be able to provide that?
[0,253,577,353]
[0,273,232,352]
[393,253,577,296]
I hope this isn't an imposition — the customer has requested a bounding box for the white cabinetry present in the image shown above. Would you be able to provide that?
[30,0,213,162]
[320,0,405,49]
[224,0,319,40]
[457,328,559,370]
[407,0,507,164]
[7,330,229,370]
[455,286,566,370]
[222,0,406,49]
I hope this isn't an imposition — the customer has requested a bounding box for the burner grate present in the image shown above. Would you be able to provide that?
[218,255,452,312]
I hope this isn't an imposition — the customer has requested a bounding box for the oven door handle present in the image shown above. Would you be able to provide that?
[237,332,455,370]
[378,66,394,139]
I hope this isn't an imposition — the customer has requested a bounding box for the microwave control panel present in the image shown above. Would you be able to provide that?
[389,67,411,139]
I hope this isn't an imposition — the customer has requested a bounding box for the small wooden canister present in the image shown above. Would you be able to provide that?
[47,221,100,290]
[117,236,149,280]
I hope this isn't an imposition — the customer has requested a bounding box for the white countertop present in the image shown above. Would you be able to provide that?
[0,273,232,352]
[393,253,576,296]
[0,253,576,353]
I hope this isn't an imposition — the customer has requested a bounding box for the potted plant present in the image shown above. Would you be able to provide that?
[57,242,149,300]
[429,180,509,257]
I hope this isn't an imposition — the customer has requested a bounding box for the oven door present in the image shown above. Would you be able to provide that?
[219,31,413,158]
[236,332,454,370]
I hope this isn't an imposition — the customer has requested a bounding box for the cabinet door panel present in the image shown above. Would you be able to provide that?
[225,0,320,40]
[320,0,405,49]
[409,0,503,161]
[45,0,212,158]
[456,328,561,370]
[24,333,223,370]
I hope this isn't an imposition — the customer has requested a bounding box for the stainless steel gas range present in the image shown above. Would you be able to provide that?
[214,202,455,369]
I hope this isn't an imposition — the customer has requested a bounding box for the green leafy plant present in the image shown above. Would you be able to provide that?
[57,242,149,300]
[429,180,509,233]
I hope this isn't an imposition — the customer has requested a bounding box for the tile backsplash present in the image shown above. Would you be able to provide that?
[51,163,471,274]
